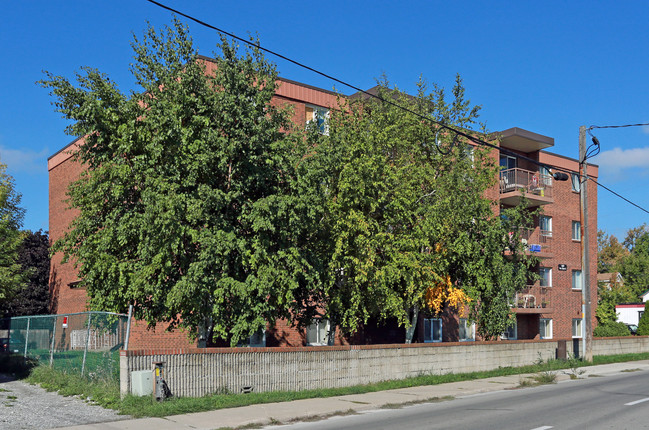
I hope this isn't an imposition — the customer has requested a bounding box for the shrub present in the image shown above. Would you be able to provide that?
[637,302,649,336]
[594,321,631,337]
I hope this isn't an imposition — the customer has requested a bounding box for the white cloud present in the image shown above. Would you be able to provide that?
[0,146,49,175]
[595,147,649,173]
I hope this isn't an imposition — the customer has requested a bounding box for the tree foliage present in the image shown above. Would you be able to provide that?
[636,302,649,336]
[43,20,538,345]
[597,230,628,273]
[597,226,649,326]
[0,230,50,317]
[595,273,635,326]
[0,160,25,308]
[301,80,537,341]
[42,20,315,345]
[593,321,630,337]
[606,225,649,298]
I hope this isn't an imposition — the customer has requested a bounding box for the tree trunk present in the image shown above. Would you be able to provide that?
[197,316,213,348]
[327,322,336,346]
[405,305,419,344]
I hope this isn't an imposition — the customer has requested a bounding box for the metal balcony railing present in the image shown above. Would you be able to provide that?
[513,285,552,310]
[499,168,553,199]
[519,228,553,254]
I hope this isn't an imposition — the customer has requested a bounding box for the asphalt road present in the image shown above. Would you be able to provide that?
[275,370,649,430]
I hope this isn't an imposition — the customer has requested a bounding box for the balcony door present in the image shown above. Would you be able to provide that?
[500,155,517,171]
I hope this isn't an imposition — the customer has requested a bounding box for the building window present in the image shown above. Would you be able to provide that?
[540,318,553,339]
[464,144,475,167]
[237,329,266,347]
[539,166,553,186]
[572,270,583,290]
[571,173,581,192]
[539,267,552,287]
[639,311,644,321]
[459,318,475,341]
[423,318,442,343]
[502,321,517,340]
[572,221,581,241]
[306,319,330,346]
[305,105,329,135]
[572,318,583,338]
[540,215,552,237]
[500,155,517,170]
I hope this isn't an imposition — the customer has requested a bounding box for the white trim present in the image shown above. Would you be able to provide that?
[306,319,330,346]
[459,318,475,341]
[540,318,553,339]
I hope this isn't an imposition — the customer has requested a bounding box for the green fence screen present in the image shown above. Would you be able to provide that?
[0,311,129,381]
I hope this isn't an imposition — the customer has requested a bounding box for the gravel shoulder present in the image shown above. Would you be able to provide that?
[0,373,129,430]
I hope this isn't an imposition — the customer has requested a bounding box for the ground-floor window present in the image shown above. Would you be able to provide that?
[540,318,552,339]
[237,329,266,347]
[502,320,517,340]
[572,318,583,338]
[306,319,330,346]
[459,318,475,341]
[423,318,442,342]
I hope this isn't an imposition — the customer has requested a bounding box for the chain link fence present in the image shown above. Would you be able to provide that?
[0,311,129,381]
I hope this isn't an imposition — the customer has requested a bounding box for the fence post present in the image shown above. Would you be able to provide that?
[23,317,31,358]
[124,305,133,350]
[81,313,92,376]
[49,316,57,368]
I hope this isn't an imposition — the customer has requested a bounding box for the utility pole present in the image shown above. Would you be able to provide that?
[579,125,593,362]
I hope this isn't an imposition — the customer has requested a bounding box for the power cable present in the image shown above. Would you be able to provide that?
[144,0,649,215]
[588,177,649,215]
[142,0,566,176]
[590,123,649,130]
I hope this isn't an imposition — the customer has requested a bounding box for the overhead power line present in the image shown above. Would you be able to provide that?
[144,0,649,215]
[590,122,649,130]
[142,0,559,174]
[588,177,649,215]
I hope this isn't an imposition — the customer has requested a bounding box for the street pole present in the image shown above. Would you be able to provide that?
[579,125,593,362]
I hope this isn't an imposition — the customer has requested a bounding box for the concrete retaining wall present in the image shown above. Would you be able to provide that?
[119,336,649,398]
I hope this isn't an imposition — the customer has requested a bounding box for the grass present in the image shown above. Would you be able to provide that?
[15,351,649,419]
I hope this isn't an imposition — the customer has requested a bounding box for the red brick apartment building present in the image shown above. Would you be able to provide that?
[48,62,598,348]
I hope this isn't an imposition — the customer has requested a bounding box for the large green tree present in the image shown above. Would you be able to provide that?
[0,230,50,317]
[300,79,537,341]
[616,225,649,298]
[0,160,25,308]
[42,20,317,345]
[597,230,629,273]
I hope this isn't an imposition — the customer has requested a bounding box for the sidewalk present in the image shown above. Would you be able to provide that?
[58,360,649,430]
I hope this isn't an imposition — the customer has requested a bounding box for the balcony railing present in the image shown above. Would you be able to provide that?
[513,285,552,311]
[500,168,553,199]
[520,228,553,255]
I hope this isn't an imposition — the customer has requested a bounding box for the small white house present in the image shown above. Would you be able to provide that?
[616,303,645,326]
[615,289,649,326]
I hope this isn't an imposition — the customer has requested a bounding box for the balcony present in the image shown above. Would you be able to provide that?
[519,228,553,258]
[499,168,553,207]
[513,285,553,314]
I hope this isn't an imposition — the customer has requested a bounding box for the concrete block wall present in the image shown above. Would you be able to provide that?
[121,337,649,398]
[120,340,560,398]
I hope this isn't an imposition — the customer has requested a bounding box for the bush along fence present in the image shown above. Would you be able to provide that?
[0,311,129,380]
[120,336,649,398]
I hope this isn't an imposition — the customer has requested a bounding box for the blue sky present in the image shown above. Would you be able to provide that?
[1,1,648,239]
